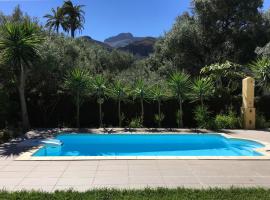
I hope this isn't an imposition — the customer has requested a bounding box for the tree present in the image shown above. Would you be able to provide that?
[108,80,129,127]
[0,20,43,131]
[131,79,150,125]
[91,75,107,128]
[168,71,191,128]
[191,77,214,106]
[64,68,90,128]
[249,57,270,92]
[62,0,85,38]
[150,83,167,128]
[44,7,66,34]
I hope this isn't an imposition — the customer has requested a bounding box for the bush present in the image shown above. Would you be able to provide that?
[128,117,143,128]
[214,110,240,129]
[256,113,269,129]
[194,106,214,129]
[0,129,11,143]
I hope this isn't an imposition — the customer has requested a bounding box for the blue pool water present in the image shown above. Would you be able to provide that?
[33,134,264,157]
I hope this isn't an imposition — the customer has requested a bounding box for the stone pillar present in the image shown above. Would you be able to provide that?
[241,77,256,129]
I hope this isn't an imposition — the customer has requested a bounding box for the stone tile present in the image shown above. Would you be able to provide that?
[92,184,129,189]
[129,169,161,176]
[0,171,29,178]
[163,176,199,184]
[2,165,35,172]
[128,160,157,165]
[95,170,128,177]
[14,185,54,192]
[98,165,128,171]
[93,176,128,185]
[19,178,58,186]
[35,165,67,171]
[99,160,128,165]
[128,184,168,189]
[0,178,23,187]
[129,176,164,184]
[66,165,97,171]
[53,185,93,192]
[61,171,96,178]
[166,183,204,189]
[159,169,193,176]
[56,178,93,186]
[69,161,99,166]
[26,171,62,178]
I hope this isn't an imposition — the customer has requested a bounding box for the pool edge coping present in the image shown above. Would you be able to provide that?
[15,132,270,161]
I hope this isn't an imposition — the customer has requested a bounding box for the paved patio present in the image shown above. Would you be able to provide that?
[0,129,270,192]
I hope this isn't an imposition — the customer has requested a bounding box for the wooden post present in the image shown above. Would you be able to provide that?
[241,77,255,129]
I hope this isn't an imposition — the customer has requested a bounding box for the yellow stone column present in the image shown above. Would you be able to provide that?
[241,77,256,129]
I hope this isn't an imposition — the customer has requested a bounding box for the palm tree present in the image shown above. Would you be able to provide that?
[44,7,66,34]
[150,83,167,128]
[249,57,270,92]
[168,71,191,128]
[131,79,150,125]
[64,68,90,128]
[0,20,43,131]
[91,75,107,128]
[191,77,214,106]
[62,0,85,38]
[108,80,129,127]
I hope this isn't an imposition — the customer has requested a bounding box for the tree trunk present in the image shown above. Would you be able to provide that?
[158,100,161,128]
[200,96,204,107]
[178,99,183,128]
[140,98,144,125]
[18,63,30,131]
[118,100,121,127]
[99,102,103,128]
[71,28,75,38]
[76,92,80,128]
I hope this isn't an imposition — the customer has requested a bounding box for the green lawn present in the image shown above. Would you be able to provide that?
[1,188,270,200]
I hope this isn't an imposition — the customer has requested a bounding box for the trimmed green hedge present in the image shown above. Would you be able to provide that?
[1,188,270,200]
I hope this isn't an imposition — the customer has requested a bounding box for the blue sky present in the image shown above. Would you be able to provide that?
[0,0,270,41]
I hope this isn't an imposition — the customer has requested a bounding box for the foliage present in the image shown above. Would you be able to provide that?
[190,77,214,106]
[194,105,214,129]
[108,80,129,127]
[90,74,107,127]
[64,68,90,127]
[168,71,191,127]
[0,19,44,130]
[44,0,85,37]
[249,57,270,92]
[256,112,269,129]
[128,117,143,128]
[214,110,240,129]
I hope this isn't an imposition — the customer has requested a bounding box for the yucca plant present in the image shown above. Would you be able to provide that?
[0,20,44,130]
[64,68,90,128]
[131,79,150,125]
[191,77,214,106]
[168,71,191,128]
[108,80,129,127]
[150,83,167,128]
[90,75,107,128]
[249,57,270,92]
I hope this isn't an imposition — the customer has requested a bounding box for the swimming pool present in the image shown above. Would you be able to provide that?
[32,134,264,157]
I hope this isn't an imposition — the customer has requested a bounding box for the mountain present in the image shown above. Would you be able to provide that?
[80,33,157,57]
[118,37,156,57]
[80,36,112,49]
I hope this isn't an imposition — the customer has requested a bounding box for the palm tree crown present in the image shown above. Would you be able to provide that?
[44,7,66,34]
[62,0,85,38]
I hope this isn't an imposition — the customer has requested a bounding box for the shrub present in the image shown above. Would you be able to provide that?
[154,113,165,127]
[0,129,11,143]
[214,110,240,129]
[194,106,214,129]
[256,113,269,129]
[128,117,143,128]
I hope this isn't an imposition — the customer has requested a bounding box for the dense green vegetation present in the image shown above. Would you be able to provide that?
[1,188,270,200]
[1,0,270,132]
